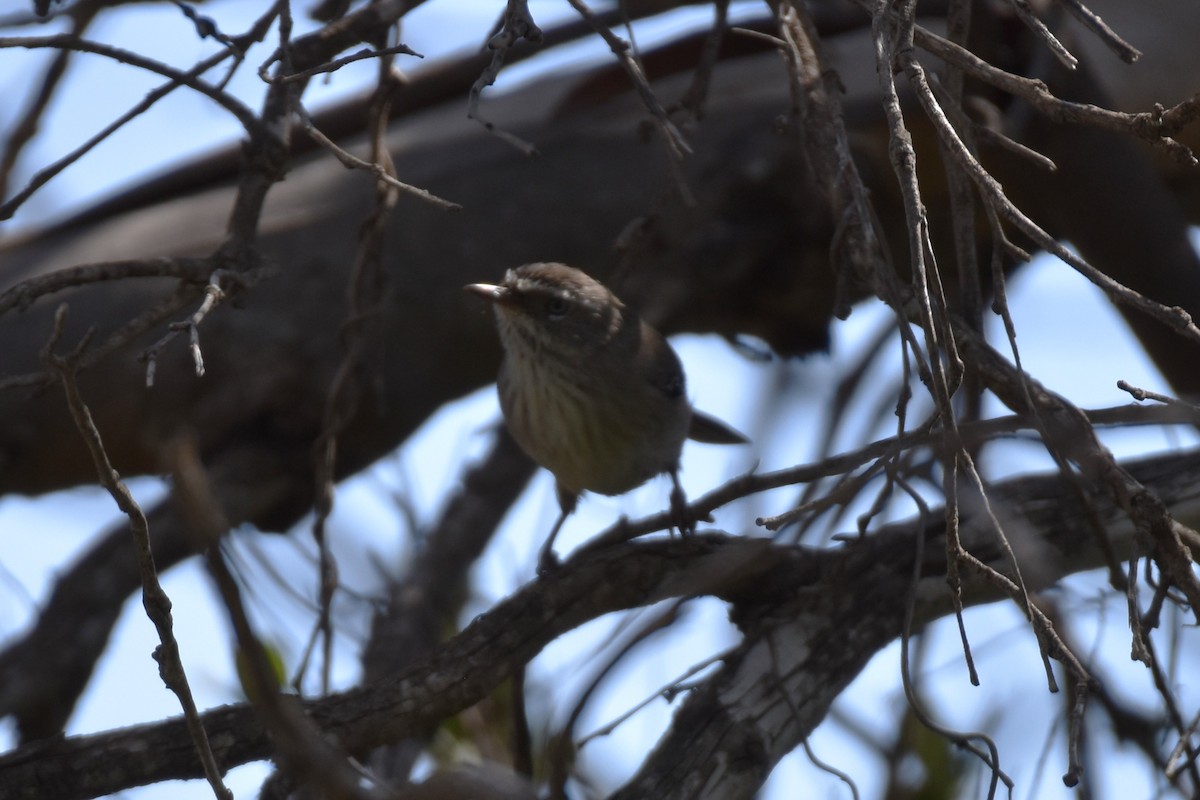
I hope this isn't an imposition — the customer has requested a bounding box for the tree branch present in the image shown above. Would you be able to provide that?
[3,446,1199,799]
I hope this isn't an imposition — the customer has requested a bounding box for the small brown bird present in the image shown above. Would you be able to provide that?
[465,262,746,570]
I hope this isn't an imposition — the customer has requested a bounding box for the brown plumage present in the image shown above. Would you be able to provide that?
[465,263,744,570]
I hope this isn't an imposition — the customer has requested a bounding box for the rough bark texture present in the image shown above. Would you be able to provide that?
[2,446,1197,800]
[1,0,1199,796]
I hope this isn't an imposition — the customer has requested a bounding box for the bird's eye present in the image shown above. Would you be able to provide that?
[545,296,569,321]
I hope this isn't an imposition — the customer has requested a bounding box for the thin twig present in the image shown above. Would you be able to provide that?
[168,433,379,799]
[1117,380,1200,413]
[905,53,1200,352]
[0,14,276,222]
[910,13,1196,164]
[303,64,405,695]
[581,397,1200,552]
[0,34,265,135]
[0,256,212,316]
[40,304,232,800]
[141,270,244,387]
[576,648,729,748]
[466,0,543,155]
[1165,708,1200,781]
[0,3,100,202]
[673,0,730,121]
[844,0,1199,165]
[564,0,694,204]
[894,470,1011,798]
[765,631,862,800]
[547,602,689,797]
[0,284,199,392]
[1003,0,1078,69]
[960,96,1059,171]
[276,43,422,83]
[173,1,238,50]
[1054,0,1141,64]
[296,105,460,210]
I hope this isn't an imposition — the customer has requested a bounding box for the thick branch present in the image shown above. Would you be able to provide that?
[612,447,1200,799]
[4,447,1199,799]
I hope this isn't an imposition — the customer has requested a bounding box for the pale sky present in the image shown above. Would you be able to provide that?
[1,3,1197,799]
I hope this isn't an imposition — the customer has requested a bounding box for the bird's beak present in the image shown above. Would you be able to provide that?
[463,282,515,306]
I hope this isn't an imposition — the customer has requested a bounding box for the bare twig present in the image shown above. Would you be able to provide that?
[564,0,694,202]
[0,284,198,392]
[275,43,422,83]
[0,13,276,221]
[889,27,1200,630]
[801,738,861,800]
[548,602,695,796]
[1165,708,1200,781]
[141,270,244,387]
[575,645,727,748]
[1054,0,1141,64]
[173,1,237,50]
[0,34,266,135]
[0,256,212,316]
[905,56,1200,350]
[892,34,1106,722]
[4,453,1200,799]
[303,64,404,696]
[169,433,380,800]
[0,3,99,202]
[40,304,232,800]
[580,397,1200,552]
[910,15,1196,164]
[296,105,460,210]
[844,0,1198,165]
[1117,380,1200,414]
[895,474,1010,798]
[1003,0,1078,69]
[673,0,730,121]
[467,0,543,155]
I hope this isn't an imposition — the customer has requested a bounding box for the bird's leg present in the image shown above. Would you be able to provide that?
[537,511,568,574]
[668,468,693,536]
[538,485,578,575]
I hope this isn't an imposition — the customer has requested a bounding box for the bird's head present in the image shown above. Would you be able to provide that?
[464,263,628,360]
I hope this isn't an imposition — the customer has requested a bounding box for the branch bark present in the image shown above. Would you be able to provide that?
[3,446,1198,800]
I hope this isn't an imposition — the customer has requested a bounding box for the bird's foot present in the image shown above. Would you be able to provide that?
[668,474,693,537]
[537,544,562,576]
[537,508,569,576]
